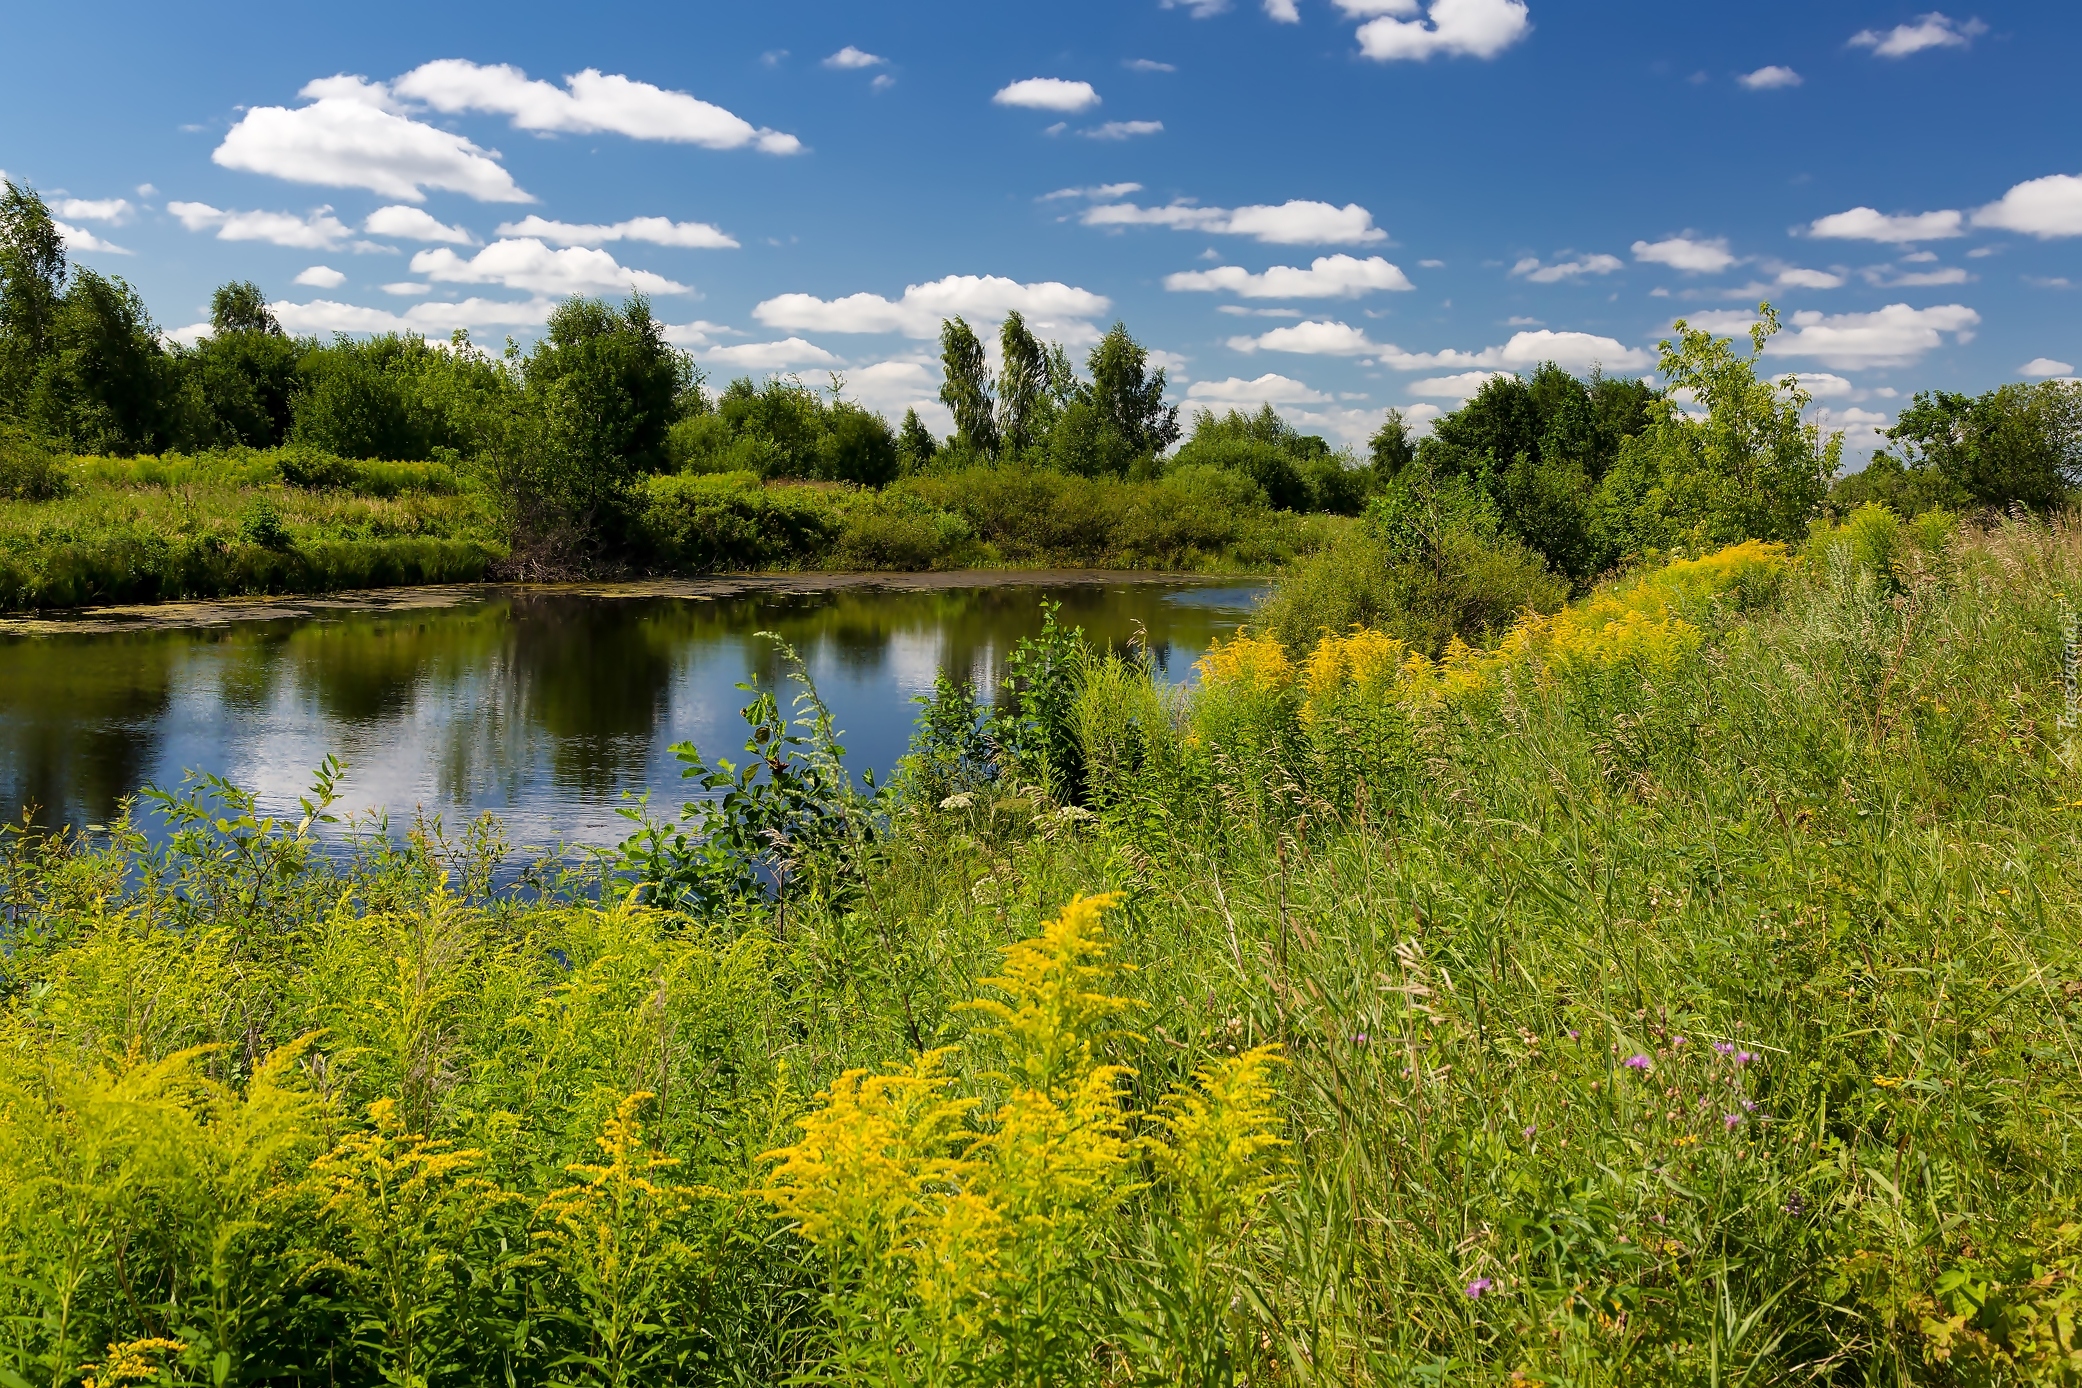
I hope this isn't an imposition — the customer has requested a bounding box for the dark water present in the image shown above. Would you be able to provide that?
[0,575,1264,848]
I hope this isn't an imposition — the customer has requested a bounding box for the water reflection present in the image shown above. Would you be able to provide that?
[0,577,1261,847]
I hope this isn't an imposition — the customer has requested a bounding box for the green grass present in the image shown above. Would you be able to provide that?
[0,450,1343,610]
[0,517,2077,1385]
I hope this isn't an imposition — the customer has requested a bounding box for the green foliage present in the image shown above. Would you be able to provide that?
[1837,379,2082,516]
[938,317,998,456]
[634,471,844,570]
[27,268,174,455]
[995,311,1050,456]
[1172,404,1368,514]
[1257,472,1569,655]
[615,638,883,918]
[675,379,898,488]
[1592,306,1839,560]
[0,423,67,500]
[1414,363,1659,583]
[0,179,67,414]
[993,601,1088,804]
[2,516,2081,1384]
[896,408,938,473]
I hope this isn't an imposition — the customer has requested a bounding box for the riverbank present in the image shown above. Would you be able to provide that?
[0,567,1260,635]
[0,447,1346,612]
[2,517,2076,1384]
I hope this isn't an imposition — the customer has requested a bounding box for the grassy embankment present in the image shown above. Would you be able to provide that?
[0,447,1339,610]
[1,513,2078,1385]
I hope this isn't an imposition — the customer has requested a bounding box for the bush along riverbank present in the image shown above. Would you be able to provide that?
[0,440,1345,610]
[3,511,2078,1385]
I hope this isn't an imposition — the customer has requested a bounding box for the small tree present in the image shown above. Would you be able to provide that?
[937,316,997,455]
[1593,304,1837,556]
[0,180,67,414]
[515,295,690,548]
[996,311,1049,456]
[210,281,281,337]
[897,407,939,472]
[1368,408,1416,479]
[1085,321,1179,460]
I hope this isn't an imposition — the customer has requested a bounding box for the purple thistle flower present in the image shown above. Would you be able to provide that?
[1672,1036,1687,1047]
[1464,1278,1493,1299]
[1724,1113,1743,1130]
[1566,1029,1580,1040]
[1735,1051,1757,1065]
[1741,1099,1757,1112]
[1352,1032,1369,1045]
[1713,1041,1736,1056]
[1523,1125,1536,1138]
[1623,1054,1652,1071]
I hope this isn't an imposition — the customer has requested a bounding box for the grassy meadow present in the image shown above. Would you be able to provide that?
[1,512,2078,1387]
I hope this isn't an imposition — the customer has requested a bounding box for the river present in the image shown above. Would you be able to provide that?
[0,573,1264,848]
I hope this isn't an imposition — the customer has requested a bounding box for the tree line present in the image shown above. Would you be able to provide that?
[6,176,2076,582]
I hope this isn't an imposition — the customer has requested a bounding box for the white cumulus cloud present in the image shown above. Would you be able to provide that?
[754,274,1111,342]
[495,214,737,249]
[215,90,529,203]
[823,47,886,69]
[1185,373,1333,405]
[1971,174,2082,239]
[1738,65,1802,89]
[843,359,954,433]
[1806,206,1964,243]
[701,338,842,370]
[1227,319,1383,355]
[1345,0,1532,62]
[1265,0,1303,21]
[1773,265,1845,289]
[1510,252,1624,283]
[1849,12,1986,58]
[1764,303,1981,368]
[365,205,475,244]
[294,265,347,288]
[55,197,133,223]
[54,221,131,255]
[408,238,689,296]
[1165,254,1415,298]
[1229,320,1654,373]
[391,60,800,153]
[1082,197,1385,245]
[269,295,561,336]
[1810,406,1893,453]
[2020,357,2074,377]
[1409,370,1509,398]
[993,78,1101,112]
[1632,236,1739,273]
[170,201,351,249]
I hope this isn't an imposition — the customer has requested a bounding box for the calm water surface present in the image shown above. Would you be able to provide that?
[0,574,1264,847]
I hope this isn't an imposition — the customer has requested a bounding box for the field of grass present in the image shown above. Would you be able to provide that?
[1,514,2077,1386]
[0,448,1342,610]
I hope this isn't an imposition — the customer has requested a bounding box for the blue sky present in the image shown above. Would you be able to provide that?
[4,0,2077,455]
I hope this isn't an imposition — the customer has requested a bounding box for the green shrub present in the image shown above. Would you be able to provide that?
[0,427,68,501]
[1258,486,1568,655]
[830,489,973,569]
[635,471,843,570]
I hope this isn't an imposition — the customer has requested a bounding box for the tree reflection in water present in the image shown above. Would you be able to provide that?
[0,578,1261,844]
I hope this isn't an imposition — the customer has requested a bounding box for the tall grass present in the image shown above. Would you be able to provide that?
[1,515,2077,1384]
